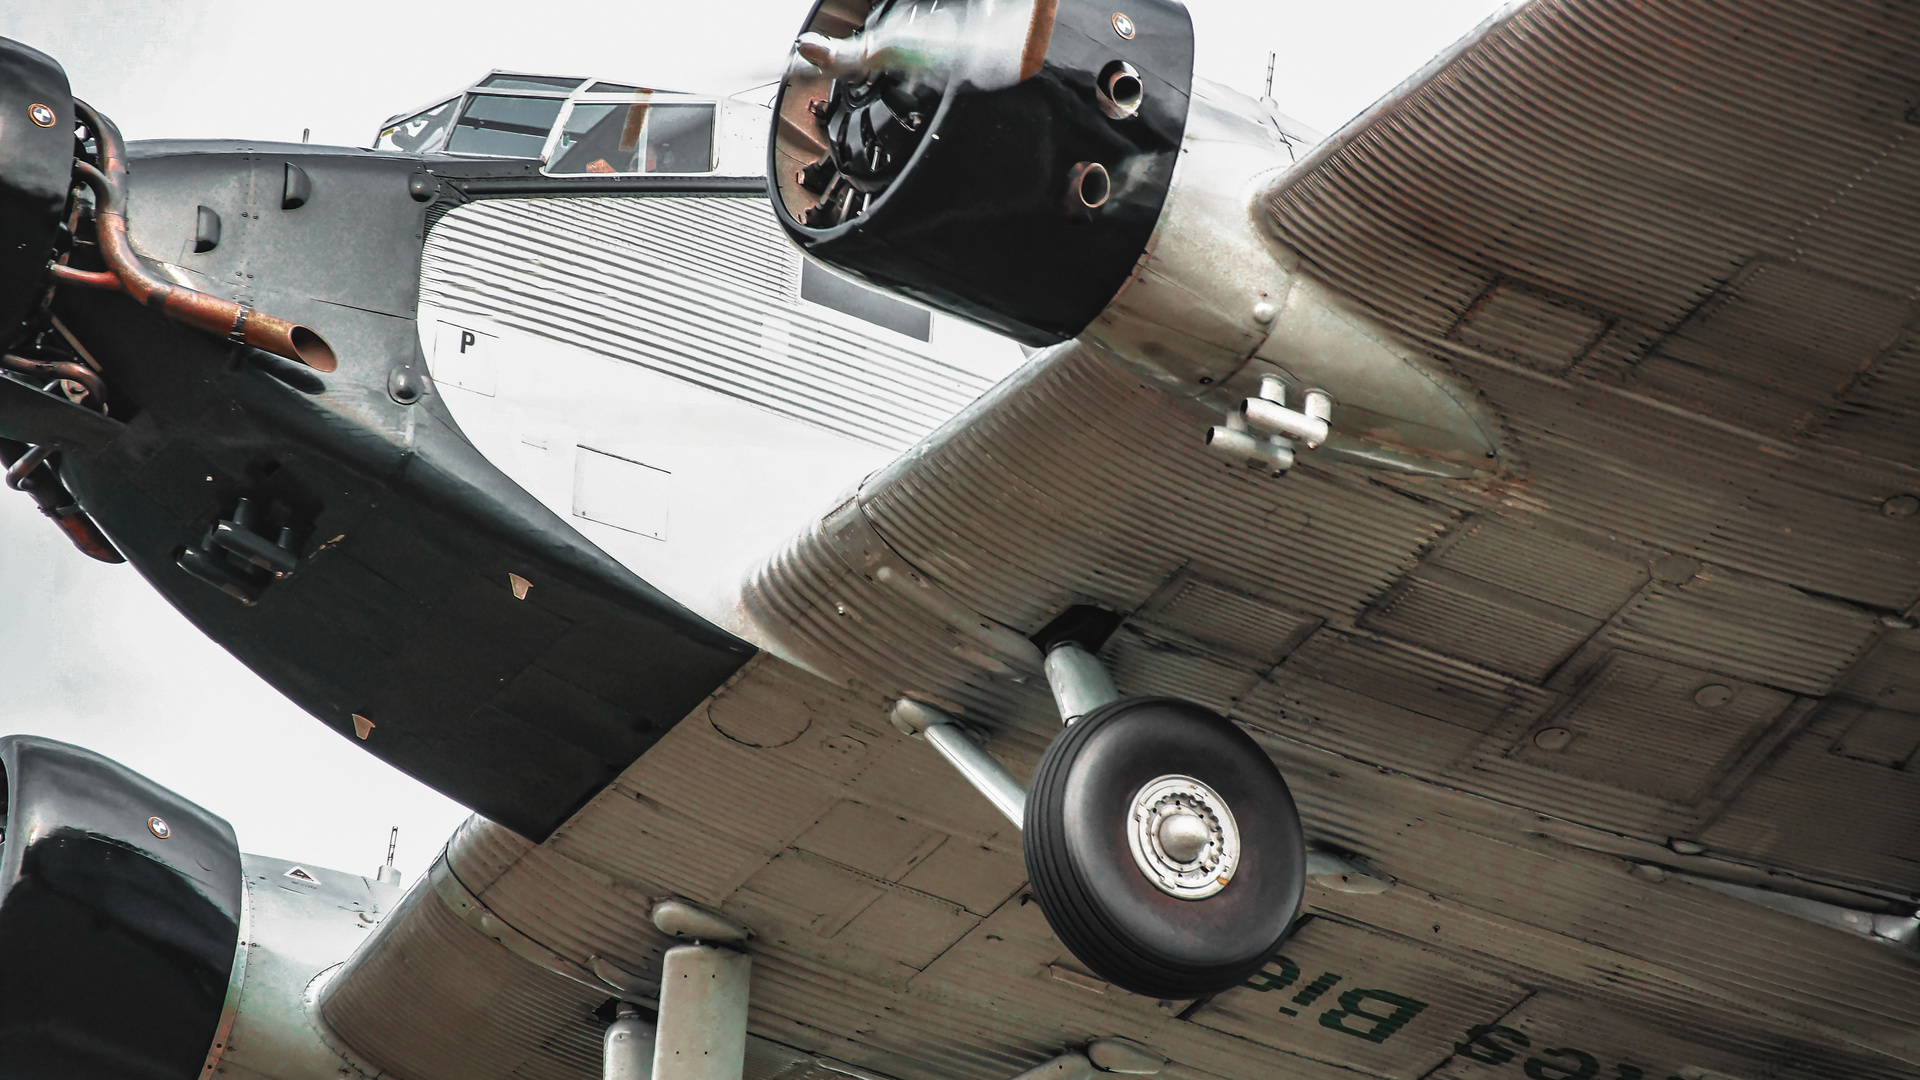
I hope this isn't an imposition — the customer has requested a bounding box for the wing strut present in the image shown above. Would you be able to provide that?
[890,699,1026,826]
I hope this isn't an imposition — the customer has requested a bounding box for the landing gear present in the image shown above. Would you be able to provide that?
[890,636,1308,1000]
[1023,697,1305,1000]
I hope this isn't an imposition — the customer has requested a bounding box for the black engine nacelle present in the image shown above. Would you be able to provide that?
[0,39,73,344]
[770,0,1194,345]
[0,736,243,1080]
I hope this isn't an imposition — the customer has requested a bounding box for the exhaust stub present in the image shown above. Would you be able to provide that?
[1240,392,1329,448]
[1096,61,1144,119]
[1205,425,1294,473]
[65,108,338,372]
[1067,161,1111,211]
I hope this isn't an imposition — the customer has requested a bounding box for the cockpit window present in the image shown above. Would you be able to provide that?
[375,98,459,153]
[445,94,567,158]
[479,73,586,92]
[549,102,715,175]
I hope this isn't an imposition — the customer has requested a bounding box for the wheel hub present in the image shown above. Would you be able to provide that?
[1126,774,1240,899]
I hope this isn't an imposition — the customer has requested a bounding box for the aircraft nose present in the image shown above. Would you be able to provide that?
[0,38,78,344]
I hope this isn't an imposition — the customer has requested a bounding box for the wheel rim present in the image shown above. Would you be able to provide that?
[1125,773,1240,899]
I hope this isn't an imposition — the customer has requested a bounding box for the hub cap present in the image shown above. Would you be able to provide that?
[1126,774,1240,899]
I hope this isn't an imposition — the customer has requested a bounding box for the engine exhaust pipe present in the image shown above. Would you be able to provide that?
[1096,62,1143,120]
[1205,425,1294,473]
[0,441,123,562]
[1240,396,1327,448]
[1,352,105,407]
[1240,381,1331,448]
[1067,161,1111,211]
[60,101,337,373]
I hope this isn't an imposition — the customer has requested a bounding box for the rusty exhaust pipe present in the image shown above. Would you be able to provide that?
[0,441,125,564]
[48,264,119,290]
[1,353,106,407]
[65,101,337,373]
[4,444,52,490]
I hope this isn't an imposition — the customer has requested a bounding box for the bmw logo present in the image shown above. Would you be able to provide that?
[1111,12,1136,39]
[148,816,171,839]
[28,103,56,128]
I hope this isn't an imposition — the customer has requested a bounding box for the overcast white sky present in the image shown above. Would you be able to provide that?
[0,0,1508,879]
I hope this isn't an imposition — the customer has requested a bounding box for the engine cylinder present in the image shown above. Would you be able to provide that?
[770,0,1195,345]
[0,736,243,1080]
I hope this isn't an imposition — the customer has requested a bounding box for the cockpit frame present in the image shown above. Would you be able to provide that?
[374,70,745,178]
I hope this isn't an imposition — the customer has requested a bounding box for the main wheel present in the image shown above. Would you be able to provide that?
[1023,697,1305,999]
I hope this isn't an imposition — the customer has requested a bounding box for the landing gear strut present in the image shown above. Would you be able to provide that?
[893,638,1307,1000]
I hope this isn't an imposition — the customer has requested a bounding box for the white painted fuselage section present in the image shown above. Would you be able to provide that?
[416,196,1025,644]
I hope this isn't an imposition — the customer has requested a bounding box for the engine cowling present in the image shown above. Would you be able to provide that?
[0,736,243,1080]
[770,0,1195,345]
[0,39,72,343]
[772,0,1510,478]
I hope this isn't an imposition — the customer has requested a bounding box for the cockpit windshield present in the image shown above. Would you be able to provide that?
[375,98,458,153]
[549,102,715,175]
[444,93,567,158]
[372,71,723,175]
[477,73,587,92]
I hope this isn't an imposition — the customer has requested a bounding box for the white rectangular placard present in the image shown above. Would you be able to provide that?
[573,447,670,541]
[431,321,499,397]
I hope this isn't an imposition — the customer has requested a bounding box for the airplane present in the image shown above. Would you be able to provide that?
[1,0,1917,1079]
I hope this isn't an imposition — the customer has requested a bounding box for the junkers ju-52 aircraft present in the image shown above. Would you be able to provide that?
[1,1,1917,1079]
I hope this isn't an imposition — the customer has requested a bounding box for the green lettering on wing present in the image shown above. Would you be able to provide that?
[1318,988,1428,1044]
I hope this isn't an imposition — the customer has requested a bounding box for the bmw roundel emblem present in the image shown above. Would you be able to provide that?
[1111,12,1136,39]
[28,103,56,128]
[148,816,171,839]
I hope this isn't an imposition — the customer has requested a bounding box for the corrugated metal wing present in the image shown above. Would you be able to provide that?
[319,5,1920,1080]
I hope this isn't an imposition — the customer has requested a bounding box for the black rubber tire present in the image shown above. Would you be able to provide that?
[1023,697,1305,999]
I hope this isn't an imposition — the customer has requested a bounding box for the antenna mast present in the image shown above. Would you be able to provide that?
[1264,52,1276,101]
[377,826,403,886]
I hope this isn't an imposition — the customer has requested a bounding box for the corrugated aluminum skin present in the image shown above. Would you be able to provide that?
[420,196,996,451]
[321,858,611,1080]
[322,4,1920,1080]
